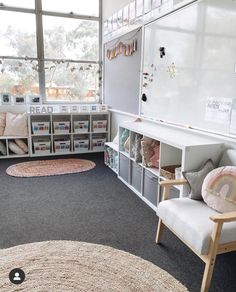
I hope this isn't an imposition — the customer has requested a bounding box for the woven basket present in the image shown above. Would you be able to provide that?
[160,165,181,180]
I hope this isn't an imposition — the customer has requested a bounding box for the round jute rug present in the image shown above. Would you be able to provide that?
[0,241,188,292]
[6,159,96,177]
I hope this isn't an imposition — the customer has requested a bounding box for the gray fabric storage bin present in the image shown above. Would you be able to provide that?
[143,169,158,206]
[131,161,142,193]
[119,154,129,183]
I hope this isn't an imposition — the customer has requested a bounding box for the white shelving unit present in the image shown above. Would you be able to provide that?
[117,120,224,212]
[28,112,110,157]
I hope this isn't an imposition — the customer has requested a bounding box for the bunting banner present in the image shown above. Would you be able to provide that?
[106,39,137,60]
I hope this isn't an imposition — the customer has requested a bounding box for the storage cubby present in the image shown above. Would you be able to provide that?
[104,143,118,174]
[30,115,51,136]
[117,121,223,212]
[119,153,130,183]
[52,115,71,134]
[130,161,142,193]
[0,138,7,157]
[74,134,90,153]
[92,114,108,133]
[143,169,158,206]
[53,136,71,153]
[32,137,51,155]
[72,114,90,134]
[119,127,130,155]
[92,133,107,151]
[160,143,182,180]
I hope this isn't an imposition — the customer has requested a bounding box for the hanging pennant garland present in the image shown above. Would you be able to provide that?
[107,39,137,60]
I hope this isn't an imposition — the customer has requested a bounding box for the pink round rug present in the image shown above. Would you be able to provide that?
[6,159,96,178]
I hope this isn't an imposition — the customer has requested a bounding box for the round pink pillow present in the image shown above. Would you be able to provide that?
[202,166,236,213]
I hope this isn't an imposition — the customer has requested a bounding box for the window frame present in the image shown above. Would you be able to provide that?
[0,0,102,103]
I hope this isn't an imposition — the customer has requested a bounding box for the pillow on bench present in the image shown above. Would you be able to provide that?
[202,166,236,213]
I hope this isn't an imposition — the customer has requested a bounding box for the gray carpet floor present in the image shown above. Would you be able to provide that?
[0,153,235,292]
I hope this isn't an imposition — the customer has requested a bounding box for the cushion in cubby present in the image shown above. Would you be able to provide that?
[182,159,214,200]
[141,140,154,167]
[0,113,6,136]
[141,138,160,167]
[8,141,25,155]
[202,166,236,213]
[0,141,7,156]
[132,134,142,163]
[120,129,129,151]
[4,112,28,137]
[124,137,130,153]
[15,139,28,153]
[150,144,160,168]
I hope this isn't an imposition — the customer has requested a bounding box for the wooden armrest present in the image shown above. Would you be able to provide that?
[159,179,188,187]
[210,212,236,223]
[159,179,188,201]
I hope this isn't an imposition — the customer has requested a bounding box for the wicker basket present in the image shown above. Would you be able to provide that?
[160,165,181,180]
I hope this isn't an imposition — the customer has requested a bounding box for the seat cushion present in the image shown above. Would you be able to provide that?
[157,198,236,255]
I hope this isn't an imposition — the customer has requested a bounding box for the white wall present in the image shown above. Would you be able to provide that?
[103,0,131,19]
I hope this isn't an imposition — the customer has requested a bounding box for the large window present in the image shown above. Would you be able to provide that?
[0,0,101,102]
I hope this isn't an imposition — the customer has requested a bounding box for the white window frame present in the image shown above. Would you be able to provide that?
[0,0,102,103]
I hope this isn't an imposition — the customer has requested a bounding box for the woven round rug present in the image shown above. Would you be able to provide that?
[0,241,188,292]
[6,159,96,178]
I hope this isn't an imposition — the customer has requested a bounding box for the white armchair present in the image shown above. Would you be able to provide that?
[155,149,236,292]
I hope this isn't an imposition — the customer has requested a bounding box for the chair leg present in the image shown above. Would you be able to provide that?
[201,221,223,292]
[201,256,216,292]
[155,219,164,243]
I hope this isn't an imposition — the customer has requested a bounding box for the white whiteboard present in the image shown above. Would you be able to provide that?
[141,0,236,135]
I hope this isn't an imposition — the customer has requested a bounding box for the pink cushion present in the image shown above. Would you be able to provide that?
[150,145,160,168]
[202,166,236,213]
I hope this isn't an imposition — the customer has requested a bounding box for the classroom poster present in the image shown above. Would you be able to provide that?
[117,9,123,28]
[205,97,232,124]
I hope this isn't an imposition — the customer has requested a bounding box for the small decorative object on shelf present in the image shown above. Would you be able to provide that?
[99,104,108,112]
[14,96,26,105]
[1,93,11,105]
[79,105,90,113]
[29,95,42,105]
[160,165,181,180]
[70,105,78,113]
[90,105,99,112]
[60,105,70,113]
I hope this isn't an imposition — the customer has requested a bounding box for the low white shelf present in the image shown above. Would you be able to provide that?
[28,112,110,157]
[115,120,224,212]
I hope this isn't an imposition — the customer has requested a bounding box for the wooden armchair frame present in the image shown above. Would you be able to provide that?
[156,179,236,292]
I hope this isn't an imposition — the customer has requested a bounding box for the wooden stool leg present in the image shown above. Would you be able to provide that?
[155,219,164,243]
